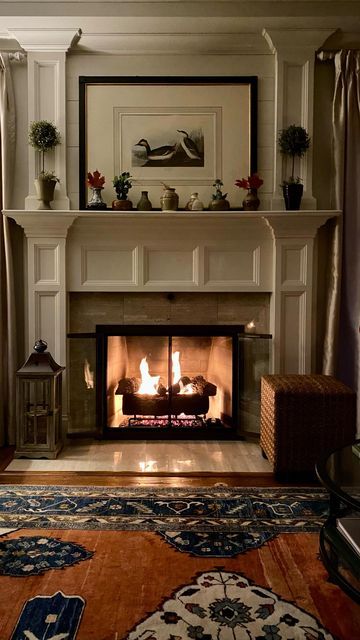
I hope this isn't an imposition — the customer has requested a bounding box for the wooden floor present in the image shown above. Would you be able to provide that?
[0,446,318,487]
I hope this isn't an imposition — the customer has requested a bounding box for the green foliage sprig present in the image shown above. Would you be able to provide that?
[278,124,310,183]
[212,178,227,201]
[28,120,61,175]
[113,171,133,200]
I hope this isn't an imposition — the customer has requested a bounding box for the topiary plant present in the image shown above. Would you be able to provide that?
[278,124,311,184]
[28,120,61,179]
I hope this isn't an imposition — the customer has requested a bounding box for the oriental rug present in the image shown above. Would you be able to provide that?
[0,485,358,640]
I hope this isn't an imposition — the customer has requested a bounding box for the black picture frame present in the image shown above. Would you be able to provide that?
[79,75,258,210]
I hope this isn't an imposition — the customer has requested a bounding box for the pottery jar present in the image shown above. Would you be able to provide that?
[160,187,179,211]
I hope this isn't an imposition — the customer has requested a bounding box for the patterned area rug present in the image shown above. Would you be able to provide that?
[0,485,328,532]
[0,485,358,640]
[127,570,334,640]
[0,535,93,576]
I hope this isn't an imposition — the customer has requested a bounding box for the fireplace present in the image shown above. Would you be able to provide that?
[96,325,244,439]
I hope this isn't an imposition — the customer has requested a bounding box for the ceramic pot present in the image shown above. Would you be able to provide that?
[282,183,303,210]
[186,192,204,211]
[87,186,107,210]
[160,187,179,211]
[208,198,230,211]
[137,190,152,211]
[35,178,57,210]
[112,198,133,211]
[242,188,260,211]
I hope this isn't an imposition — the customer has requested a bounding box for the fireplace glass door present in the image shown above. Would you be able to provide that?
[97,326,240,438]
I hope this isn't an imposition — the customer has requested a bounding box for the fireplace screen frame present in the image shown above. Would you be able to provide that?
[96,324,243,439]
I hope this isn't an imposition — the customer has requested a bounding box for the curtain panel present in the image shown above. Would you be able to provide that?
[0,53,17,446]
[329,50,360,432]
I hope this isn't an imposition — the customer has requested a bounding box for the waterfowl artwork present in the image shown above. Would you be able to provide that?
[132,128,205,167]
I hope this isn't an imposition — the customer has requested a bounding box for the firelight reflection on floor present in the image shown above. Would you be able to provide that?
[5,440,272,473]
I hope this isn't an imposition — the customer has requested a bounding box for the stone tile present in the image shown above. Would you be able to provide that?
[124,293,171,324]
[168,292,218,325]
[69,293,124,332]
[217,293,270,333]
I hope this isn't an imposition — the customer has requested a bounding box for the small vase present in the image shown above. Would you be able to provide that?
[87,186,107,210]
[208,198,230,211]
[137,190,152,211]
[242,188,260,211]
[160,187,179,211]
[186,192,204,211]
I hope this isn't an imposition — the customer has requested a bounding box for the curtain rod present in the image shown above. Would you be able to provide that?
[317,51,337,61]
[9,52,26,62]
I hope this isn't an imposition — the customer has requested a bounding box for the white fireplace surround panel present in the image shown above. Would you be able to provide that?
[3,208,340,426]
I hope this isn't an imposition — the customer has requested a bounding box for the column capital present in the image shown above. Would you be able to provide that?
[262,28,336,62]
[7,28,81,52]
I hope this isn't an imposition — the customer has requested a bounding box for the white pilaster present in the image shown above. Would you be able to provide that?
[263,213,332,374]
[8,28,81,211]
[6,211,76,431]
[262,28,335,211]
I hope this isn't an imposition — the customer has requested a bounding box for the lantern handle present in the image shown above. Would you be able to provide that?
[33,338,48,353]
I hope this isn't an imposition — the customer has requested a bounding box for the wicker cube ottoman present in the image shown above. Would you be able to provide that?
[260,374,356,480]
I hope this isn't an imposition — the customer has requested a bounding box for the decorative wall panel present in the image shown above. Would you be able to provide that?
[81,246,138,288]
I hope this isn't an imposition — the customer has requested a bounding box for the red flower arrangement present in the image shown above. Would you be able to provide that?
[235,173,263,190]
[87,169,105,188]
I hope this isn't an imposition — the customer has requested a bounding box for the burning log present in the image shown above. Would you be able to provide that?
[157,383,167,397]
[192,375,217,396]
[116,377,140,394]
[122,393,209,416]
[168,375,216,396]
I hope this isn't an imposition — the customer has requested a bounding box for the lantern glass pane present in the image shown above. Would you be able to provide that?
[23,379,51,445]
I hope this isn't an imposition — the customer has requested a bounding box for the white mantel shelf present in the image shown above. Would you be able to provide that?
[3,208,341,417]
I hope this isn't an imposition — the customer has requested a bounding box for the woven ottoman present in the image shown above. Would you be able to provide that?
[260,374,356,480]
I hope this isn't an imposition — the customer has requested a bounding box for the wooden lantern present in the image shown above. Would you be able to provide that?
[15,339,64,459]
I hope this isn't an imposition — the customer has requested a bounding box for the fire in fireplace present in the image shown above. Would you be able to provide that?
[96,325,243,438]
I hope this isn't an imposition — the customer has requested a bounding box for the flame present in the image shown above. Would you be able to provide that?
[172,351,181,384]
[172,351,193,394]
[137,357,160,395]
[84,359,94,389]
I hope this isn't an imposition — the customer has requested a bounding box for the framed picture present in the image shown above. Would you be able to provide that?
[79,76,257,209]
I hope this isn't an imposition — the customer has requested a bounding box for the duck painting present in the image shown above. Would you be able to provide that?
[177,130,202,161]
[135,138,178,162]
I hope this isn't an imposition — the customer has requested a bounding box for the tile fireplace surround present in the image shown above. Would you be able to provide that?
[4,208,340,432]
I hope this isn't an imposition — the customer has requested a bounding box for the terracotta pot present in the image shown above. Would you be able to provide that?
[112,199,133,211]
[35,178,57,210]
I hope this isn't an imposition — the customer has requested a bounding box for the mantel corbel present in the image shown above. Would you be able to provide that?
[3,211,77,238]
[262,211,340,239]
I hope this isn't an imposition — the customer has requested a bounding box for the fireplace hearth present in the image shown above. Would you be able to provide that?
[97,325,243,439]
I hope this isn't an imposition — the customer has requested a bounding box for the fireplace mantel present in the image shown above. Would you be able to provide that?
[3,208,340,427]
